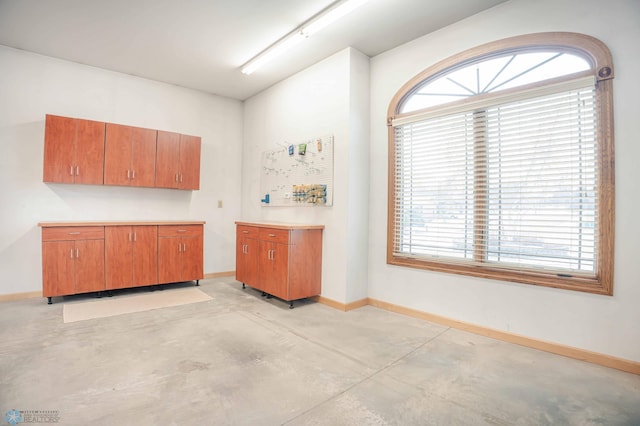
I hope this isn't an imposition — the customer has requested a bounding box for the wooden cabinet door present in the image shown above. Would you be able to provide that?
[130,127,157,187]
[259,241,289,298]
[43,115,75,183]
[75,118,105,185]
[132,225,158,286]
[104,124,132,186]
[236,235,259,287]
[105,226,133,290]
[179,135,201,190]
[269,242,290,300]
[235,234,246,282]
[104,125,156,187]
[258,240,272,293]
[158,237,181,283]
[42,240,75,297]
[155,131,181,189]
[74,239,105,293]
[181,235,203,281]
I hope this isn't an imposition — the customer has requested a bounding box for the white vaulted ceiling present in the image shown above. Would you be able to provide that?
[0,0,506,100]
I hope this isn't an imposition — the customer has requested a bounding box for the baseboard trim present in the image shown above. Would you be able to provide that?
[311,296,368,311]
[0,291,42,302]
[345,298,369,311]
[204,271,236,279]
[367,298,640,375]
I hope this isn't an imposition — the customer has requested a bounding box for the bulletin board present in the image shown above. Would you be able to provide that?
[260,136,334,207]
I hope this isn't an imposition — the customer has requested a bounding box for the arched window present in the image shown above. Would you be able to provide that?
[387,32,615,295]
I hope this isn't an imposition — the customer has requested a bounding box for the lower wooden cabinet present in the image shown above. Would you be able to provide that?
[236,225,259,288]
[158,225,204,284]
[105,225,158,290]
[235,222,323,308]
[42,227,105,299]
[39,221,204,304]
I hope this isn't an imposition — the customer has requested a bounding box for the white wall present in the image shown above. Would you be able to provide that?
[0,46,244,296]
[242,47,370,304]
[369,0,640,362]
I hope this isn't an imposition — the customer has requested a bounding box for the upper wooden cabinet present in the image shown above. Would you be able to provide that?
[156,131,201,190]
[43,114,201,190]
[104,124,157,187]
[43,114,105,184]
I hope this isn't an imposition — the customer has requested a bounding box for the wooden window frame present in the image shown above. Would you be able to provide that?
[387,32,615,295]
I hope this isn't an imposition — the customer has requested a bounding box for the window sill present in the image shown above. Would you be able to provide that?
[387,253,612,295]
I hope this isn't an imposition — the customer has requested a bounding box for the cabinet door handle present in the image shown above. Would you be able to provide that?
[175,173,179,182]
[70,249,73,259]
[68,232,80,235]
[177,229,186,233]
[180,173,183,183]
[76,166,80,176]
[132,170,136,179]
[127,169,131,179]
[183,243,187,252]
[76,248,79,258]
[268,233,276,237]
[134,232,137,242]
[70,166,74,176]
[178,243,182,253]
[242,230,249,234]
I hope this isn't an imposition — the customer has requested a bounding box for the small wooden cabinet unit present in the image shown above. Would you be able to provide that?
[156,131,202,190]
[158,225,204,284]
[105,225,158,290]
[104,124,157,187]
[39,221,205,304]
[235,222,324,309]
[42,226,105,300]
[43,114,106,184]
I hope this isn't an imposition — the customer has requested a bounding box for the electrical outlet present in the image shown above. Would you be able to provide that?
[217,200,223,208]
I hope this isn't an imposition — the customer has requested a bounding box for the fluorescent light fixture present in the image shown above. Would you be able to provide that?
[241,32,306,76]
[241,0,370,75]
[303,0,370,36]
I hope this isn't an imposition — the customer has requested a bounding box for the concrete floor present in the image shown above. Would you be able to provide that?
[1,278,639,426]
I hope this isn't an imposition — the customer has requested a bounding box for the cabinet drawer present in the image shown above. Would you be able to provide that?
[237,225,259,238]
[42,226,105,241]
[258,228,290,244]
[158,225,203,238]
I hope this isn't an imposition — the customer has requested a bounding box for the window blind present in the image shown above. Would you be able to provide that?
[393,81,597,275]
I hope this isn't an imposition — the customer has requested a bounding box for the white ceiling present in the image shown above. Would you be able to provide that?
[0,0,507,100]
